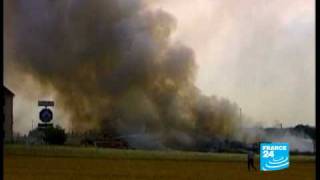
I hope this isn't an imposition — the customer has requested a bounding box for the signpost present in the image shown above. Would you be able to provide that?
[38,101,55,107]
[39,108,53,123]
[38,100,54,129]
[38,123,53,129]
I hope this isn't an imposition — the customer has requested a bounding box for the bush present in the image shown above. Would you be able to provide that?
[43,125,67,145]
[28,125,67,145]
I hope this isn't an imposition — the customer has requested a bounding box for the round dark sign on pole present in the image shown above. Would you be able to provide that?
[39,108,53,123]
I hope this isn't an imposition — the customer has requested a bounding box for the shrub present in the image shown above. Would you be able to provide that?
[43,125,67,145]
[28,125,67,145]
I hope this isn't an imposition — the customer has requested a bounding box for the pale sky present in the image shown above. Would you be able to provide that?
[152,0,315,127]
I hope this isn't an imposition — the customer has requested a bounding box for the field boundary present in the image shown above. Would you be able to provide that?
[4,144,315,162]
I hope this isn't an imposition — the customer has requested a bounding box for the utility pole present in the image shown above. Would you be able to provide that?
[70,121,73,135]
[239,108,242,121]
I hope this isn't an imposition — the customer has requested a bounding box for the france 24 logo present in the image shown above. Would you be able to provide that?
[260,142,289,171]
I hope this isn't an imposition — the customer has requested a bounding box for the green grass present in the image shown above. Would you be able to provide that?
[4,144,315,180]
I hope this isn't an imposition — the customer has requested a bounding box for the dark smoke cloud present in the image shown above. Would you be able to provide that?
[5,0,242,148]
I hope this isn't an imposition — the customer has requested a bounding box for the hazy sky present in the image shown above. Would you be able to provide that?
[5,0,315,134]
[152,0,315,127]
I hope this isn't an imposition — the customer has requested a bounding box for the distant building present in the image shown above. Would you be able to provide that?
[4,86,14,142]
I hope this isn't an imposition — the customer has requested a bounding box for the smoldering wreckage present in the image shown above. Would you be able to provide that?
[6,0,315,153]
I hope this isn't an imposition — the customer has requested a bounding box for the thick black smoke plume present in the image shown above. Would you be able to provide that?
[5,0,242,149]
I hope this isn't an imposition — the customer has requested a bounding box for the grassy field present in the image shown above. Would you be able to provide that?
[4,145,315,180]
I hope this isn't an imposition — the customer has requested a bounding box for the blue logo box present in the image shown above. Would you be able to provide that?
[260,142,289,171]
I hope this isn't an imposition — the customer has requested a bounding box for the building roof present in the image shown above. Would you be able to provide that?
[4,86,15,96]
